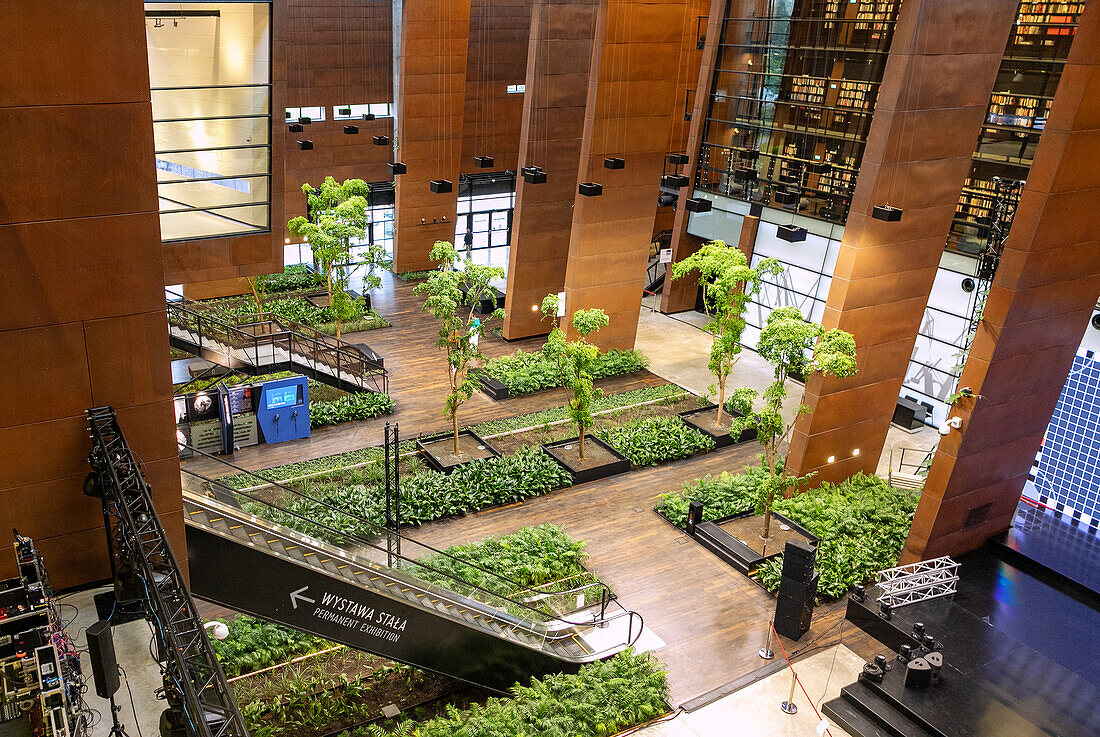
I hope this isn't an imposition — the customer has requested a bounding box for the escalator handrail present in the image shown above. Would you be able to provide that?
[184,445,615,609]
[183,488,644,659]
[183,462,615,633]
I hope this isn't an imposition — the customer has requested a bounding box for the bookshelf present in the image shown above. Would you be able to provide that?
[1013,1,1082,46]
[855,1,896,31]
[837,80,874,109]
[987,93,1052,129]
[789,75,826,105]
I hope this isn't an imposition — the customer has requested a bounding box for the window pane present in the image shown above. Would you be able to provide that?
[153,118,269,150]
[153,86,269,120]
[158,176,270,210]
[160,205,269,241]
[147,3,271,87]
[156,147,270,180]
[491,211,508,230]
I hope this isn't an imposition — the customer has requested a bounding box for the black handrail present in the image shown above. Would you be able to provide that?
[181,445,615,623]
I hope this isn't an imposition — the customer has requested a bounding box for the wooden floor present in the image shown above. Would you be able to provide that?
[182,271,666,478]
[187,271,878,707]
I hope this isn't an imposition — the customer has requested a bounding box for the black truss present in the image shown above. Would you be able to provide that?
[85,406,248,737]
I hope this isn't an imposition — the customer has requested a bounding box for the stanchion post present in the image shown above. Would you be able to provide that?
[780,669,798,714]
[759,620,775,659]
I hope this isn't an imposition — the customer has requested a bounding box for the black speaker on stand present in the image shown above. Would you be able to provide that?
[87,620,131,737]
[773,539,817,641]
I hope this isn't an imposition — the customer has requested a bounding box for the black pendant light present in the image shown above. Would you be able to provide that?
[684,197,712,213]
[388,162,407,175]
[288,123,303,133]
[872,205,903,221]
[373,135,390,146]
[344,125,359,134]
[662,174,689,189]
[474,156,494,168]
[578,182,603,197]
[297,140,313,151]
[430,179,453,194]
[521,165,547,184]
[604,157,625,169]
[777,224,807,243]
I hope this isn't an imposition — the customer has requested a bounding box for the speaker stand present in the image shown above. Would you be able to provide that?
[108,694,133,737]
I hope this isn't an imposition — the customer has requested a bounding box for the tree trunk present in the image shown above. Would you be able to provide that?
[761,445,778,540]
[452,408,460,456]
[248,278,263,314]
[716,374,727,428]
[578,423,586,461]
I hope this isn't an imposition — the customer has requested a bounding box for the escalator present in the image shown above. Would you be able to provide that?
[182,463,643,693]
[167,294,387,394]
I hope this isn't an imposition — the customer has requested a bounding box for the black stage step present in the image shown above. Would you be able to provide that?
[823,695,896,737]
[830,681,936,737]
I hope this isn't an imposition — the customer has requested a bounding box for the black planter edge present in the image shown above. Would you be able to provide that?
[472,368,649,402]
[416,429,502,474]
[472,370,510,401]
[542,435,631,485]
[679,404,758,444]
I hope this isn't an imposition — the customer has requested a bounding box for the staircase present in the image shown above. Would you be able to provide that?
[182,468,643,693]
[167,297,387,394]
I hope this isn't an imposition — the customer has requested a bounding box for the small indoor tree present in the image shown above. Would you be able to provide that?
[287,176,386,338]
[415,241,506,456]
[541,294,609,461]
[670,240,782,430]
[729,306,858,540]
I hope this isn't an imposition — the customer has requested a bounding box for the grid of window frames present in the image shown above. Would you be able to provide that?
[332,103,393,120]
[147,1,273,242]
[697,0,900,226]
[949,0,1082,254]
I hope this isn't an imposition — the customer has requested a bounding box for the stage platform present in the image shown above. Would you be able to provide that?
[824,545,1100,736]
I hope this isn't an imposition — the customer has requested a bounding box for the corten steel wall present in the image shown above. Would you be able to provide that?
[785,0,1020,485]
[461,0,533,173]
[164,2,286,289]
[661,0,733,313]
[0,0,185,587]
[903,2,1100,561]
[503,0,600,339]
[563,0,693,351]
[283,0,395,228]
[392,0,472,273]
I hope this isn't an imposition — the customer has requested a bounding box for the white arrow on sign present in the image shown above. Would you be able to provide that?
[289,586,316,610]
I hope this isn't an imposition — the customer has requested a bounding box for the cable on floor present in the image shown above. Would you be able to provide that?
[119,665,146,737]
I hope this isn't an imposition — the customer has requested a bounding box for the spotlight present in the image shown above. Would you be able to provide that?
[879,601,893,620]
[852,448,860,456]
[1091,313,1100,330]
[531,304,538,312]
[851,585,865,602]
[777,224,807,243]
[685,197,712,213]
[827,455,836,464]
[872,205,903,222]
[898,644,913,663]
[962,277,976,292]
[912,622,925,637]
[938,416,962,436]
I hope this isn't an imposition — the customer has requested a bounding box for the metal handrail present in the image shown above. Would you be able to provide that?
[182,484,642,660]
[182,448,616,625]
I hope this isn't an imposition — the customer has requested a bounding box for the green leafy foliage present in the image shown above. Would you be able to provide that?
[242,446,571,541]
[670,241,782,427]
[727,306,859,539]
[211,616,333,677]
[597,416,714,467]
[471,384,685,436]
[260,264,326,294]
[481,348,648,396]
[369,649,668,737]
[415,241,506,453]
[655,463,770,527]
[214,293,388,335]
[309,392,395,427]
[288,177,387,338]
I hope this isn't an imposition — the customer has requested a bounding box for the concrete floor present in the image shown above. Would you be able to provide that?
[640,645,864,737]
[61,586,167,737]
[635,299,940,476]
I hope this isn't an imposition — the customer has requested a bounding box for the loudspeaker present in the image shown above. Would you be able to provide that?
[784,539,815,561]
[773,600,812,640]
[778,569,819,602]
[780,540,816,582]
[86,620,120,698]
[686,501,704,534]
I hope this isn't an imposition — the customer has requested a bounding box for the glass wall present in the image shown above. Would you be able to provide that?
[146,2,273,241]
[697,0,900,226]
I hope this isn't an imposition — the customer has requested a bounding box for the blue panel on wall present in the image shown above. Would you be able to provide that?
[1030,353,1100,527]
[256,376,310,443]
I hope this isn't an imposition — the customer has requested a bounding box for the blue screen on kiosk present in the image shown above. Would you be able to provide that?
[265,385,301,410]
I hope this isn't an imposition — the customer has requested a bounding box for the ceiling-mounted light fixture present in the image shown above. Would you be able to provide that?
[430,179,453,193]
[288,123,303,133]
[578,182,603,197]
[684,197,712,213]
[373,135,389,146]
[661,174,689,189]
[777,223,807,243]
[344,125,358,134]
[297,140,313,150]
[474,155,494,168]
[521,165,547,184]
[604,157,625,170]
[873,205,903,221]
[388,162,407,175]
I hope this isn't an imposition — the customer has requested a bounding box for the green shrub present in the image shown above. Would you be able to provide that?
[369,649,668,737]
[260,264,324,293]
[481,347,649,396]
[755,473,919,598]
[213,293,387,335]
[596,415,714,466]
[309,392,395,427]
[655,463,769,526]
[211,616,333,677]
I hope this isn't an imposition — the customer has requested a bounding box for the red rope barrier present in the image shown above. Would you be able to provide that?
[771,623,834,737]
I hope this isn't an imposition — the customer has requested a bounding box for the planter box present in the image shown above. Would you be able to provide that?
[542,436,631,485]
[416,429,501,474]
[679,405,757,447]
[693,510,817,573]
[305,289,372,312]
[473,370,510,400]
